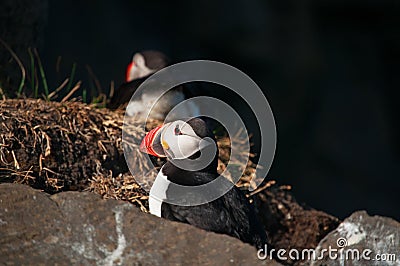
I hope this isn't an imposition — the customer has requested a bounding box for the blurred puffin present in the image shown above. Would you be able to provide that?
[108,50,199,120]
[125,50,169,82]
[140,117,267,248]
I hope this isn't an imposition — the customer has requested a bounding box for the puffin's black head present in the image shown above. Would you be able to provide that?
[140,117,218,172]
[126,50,170,82]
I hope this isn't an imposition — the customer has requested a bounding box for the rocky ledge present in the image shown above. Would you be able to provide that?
[0,183,281,266]
[1,183,399,265]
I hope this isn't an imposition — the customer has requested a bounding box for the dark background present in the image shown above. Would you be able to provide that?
[1,0,399,220]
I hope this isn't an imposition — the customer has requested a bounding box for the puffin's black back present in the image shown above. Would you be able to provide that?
[141,50,170,70]
[160,117,268,249]
[108,76,147,109]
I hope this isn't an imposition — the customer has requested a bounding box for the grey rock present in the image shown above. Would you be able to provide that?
[310,211,399,266]
[0,183,281,265]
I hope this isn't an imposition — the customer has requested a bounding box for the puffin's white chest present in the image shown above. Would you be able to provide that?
[149,167,170,217]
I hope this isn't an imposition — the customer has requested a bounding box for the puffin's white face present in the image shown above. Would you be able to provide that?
[126,53,156,82]
[140,120,215,160]
[161,120,204,159]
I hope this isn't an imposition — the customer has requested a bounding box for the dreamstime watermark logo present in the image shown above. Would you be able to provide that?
[122,60,276,206]
[257,237,398,263]
[336,237,347,248]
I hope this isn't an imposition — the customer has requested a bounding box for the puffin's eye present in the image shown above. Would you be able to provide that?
[174,125,182,135]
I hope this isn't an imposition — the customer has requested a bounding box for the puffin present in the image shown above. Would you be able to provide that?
[139,117,268,249]
[108,50,199,120]
[125,50,170,82]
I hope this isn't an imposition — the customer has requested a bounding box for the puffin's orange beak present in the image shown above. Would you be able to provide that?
[125,61,136,82]
[140,125,166,157]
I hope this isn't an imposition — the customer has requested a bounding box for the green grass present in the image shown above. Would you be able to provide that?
[82,88,87,103]
[0,38,25,98]
[33,48,49,100]
[1,38,110,106]
[28,48,39,98]
[66,62,77,92]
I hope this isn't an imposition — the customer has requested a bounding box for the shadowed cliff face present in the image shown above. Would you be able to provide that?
[1,0,398,220]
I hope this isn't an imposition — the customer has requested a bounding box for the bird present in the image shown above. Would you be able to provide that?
[108,50,199,120]
[125,50,170,83]
[139,117,268,249]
